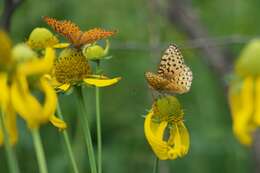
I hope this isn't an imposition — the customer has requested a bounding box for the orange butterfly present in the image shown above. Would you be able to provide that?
[145,44,193,94]
[43,16,116,48]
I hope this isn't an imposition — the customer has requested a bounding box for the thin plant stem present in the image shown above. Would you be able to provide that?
[0,111,20,173]
[95,61,102,173]
[32,128,48,173]
[153,156,159,173]
[75,87,97,173]
[56,100,79,173]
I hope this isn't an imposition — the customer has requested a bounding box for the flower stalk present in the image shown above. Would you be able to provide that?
[0,111,20,173]
[75,86,97,173]
[32,128,48,173]
[56,100,79,173]
[95,60,102,173]
[153,156,159,173]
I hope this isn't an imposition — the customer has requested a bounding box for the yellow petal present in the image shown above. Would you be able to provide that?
[18,47,55,75]
[254,77,260,125]
[4,101,18,145]
[11,75,43,129]
[57,83,71,92]
[167,124,182,159]
[0,101,18,146]
[231,77,254,146]
[49,115,67,130]
[144,111,169,160]
[40,77,57,121]
[177,122,190,156]
[0,73,9,106]
[84,77,121,87]
[53,43,70,49]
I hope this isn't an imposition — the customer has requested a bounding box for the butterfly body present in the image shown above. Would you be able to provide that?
[145,44,193,94]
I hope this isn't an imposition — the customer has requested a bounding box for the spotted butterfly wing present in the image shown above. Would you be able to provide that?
[43,16,82,45]
[145,44,192,94]
[79,28,116,46]
[43,16,116,48]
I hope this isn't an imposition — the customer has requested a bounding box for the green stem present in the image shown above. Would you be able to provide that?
[153,156,159,173]
[0,111,20,173]
[56,100,79,173]
[95,61,102,173]
[32,128,48,173]
[75,87,97,173]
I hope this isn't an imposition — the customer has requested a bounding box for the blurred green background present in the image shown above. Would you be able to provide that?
[0,0,259,172]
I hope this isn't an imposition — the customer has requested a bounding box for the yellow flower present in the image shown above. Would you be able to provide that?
[0,31,66,145]
[228,39,260,146]
[50,47,121,92]
[144,96,190,160]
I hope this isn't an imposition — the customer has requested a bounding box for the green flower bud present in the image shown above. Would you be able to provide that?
[12,44,37,62]
[82,40,110,60]
[27,27,59,49]
[235,39,260,77]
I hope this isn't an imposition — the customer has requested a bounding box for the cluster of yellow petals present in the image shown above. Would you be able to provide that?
[229,77,260,145]
[229,39,260,146]
[0,30,67,145]
[144,96,189,160]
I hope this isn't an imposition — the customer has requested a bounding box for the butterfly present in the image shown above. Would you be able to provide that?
[43,16,116,48]
[145,44,193,94]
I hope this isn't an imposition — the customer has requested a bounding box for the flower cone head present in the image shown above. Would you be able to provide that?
[153,96,183,120]
[27,27,59,49]
[54,48,91,84]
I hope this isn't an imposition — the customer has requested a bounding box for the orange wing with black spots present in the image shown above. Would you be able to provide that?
[78,28,116,46]
[43,16,116,48]
[43,16,82,45]
[145,44,193,94]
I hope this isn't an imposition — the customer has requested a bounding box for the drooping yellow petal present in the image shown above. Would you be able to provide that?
[144,111,169,160]
[231,77,254,146]
[83,76,121,87]
[40,77,57,121]
[254,77,260,125]
[4,101,18,145]
[49,115,67,130]
[17,47,55,75]
[167,121,189,159]
[11,75,43,129]
[0,73,9,107]
[0,74,18,145]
